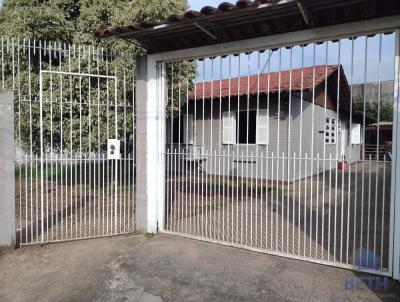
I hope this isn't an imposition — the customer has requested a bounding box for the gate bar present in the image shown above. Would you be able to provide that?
[393,28,400,281]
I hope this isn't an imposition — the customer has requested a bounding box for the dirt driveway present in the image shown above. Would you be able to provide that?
[1,234,399,302]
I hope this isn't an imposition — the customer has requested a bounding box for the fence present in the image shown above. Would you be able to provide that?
[163,32,397,276]
[0,37,136,244]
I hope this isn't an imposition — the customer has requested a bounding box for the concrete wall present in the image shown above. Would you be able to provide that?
[0,91,15,248]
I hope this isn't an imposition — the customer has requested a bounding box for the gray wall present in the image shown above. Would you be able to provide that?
[167,93,362,181]
[0,91,15,248]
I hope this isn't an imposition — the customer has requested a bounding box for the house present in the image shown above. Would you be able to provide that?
[167,65,363,180]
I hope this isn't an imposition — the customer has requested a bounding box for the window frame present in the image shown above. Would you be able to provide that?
[183,114,194,145]
[325,117,337,145]
[222,109,269,146]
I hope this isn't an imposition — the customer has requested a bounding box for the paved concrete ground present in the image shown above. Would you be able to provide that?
[1,234,399,302]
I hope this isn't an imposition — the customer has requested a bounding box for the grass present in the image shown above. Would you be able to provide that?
[15,160,135,184]
[144,232,156,239]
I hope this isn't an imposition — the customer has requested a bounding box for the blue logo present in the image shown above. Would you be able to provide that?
[345,249,389,293]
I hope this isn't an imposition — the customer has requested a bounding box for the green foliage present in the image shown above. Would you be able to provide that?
[355,96,393,122]
[0,0,189,154]
[166,61,197,118]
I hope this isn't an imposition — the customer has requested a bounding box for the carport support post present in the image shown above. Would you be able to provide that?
[135,55,166,234]
[393,28,400,281]
[0,91,15,248]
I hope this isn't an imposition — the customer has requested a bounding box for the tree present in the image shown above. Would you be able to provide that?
[0,0,189,155]
[355,96,393,123]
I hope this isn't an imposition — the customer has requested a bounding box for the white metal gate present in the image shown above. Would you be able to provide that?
[163,31,398,276]
[1,38,136,245]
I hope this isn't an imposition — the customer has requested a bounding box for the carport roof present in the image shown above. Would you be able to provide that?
[95,0,400,53]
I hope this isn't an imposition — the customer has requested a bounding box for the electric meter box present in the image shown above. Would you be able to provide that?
[107,139,121,160]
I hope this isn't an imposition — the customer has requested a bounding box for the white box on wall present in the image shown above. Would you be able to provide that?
[107,139,121,160]
[351,124,361,145]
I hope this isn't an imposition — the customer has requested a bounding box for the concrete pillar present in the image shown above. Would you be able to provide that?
[135,55,166,233]
[393,28,400,281]
[0,91,15,248]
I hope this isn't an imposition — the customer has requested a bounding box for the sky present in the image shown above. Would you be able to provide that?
[0,0,394,84]
[187,1,395,84]
[0,0,219,9]
[188,0,228,10]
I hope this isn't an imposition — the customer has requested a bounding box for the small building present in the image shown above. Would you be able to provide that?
[167,65,363,180]
[365,121,393,160]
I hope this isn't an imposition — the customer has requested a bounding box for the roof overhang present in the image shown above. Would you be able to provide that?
[95,0,400,54]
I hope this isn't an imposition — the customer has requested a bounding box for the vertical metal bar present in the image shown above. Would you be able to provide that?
[17,39,22,241]
[201,60,205,238]
[321,41,329,260]
[103,153,106,235]
[310,43,316,259]
[271,152,275,251]
[25,155,28,244]
[245,53,250,247]
[222,150,225,242]
[373,34,383,269]
[58,43,64,241]
[88,47,93,236]
[334,40,342,262]
[185,62,189,235]
[193,60,198,236]
[328,153,332,260]
[35,154,38,243]
[316,153,320,259]
[123,72,127,233]
[281,152,285,252]
[260,151,264,249]
[367,154,372,267]
[346,37,355,265]
[241,150,244,245]
[304,153,308,257]
[78,46,83,238]
[298,45,305,254]
[250,151,254,247]
[287,47,293,255]
[177,62,182,234]
[360,36,368,263]
[381,155,387,271]
[45,153,48,242]
[219,57,223,242]
[114,70,119,234]
[48,42,53,242]
[292,152,296,254]
[106,50,110,235]
[39,71,44,243]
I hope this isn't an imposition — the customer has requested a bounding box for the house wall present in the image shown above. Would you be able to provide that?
[167,91,362,181]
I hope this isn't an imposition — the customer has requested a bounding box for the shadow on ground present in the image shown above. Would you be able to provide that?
[0,234,399,302]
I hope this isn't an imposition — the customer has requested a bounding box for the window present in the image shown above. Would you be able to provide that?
[222,111,236,144]
[256,109,269,145]
[325,118,337,144]
[183,114,194,145]
[169,115,193,144]
[222,110,269,145]
[237,110,256,144]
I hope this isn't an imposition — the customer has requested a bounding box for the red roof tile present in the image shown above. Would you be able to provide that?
[189,65,339,100]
